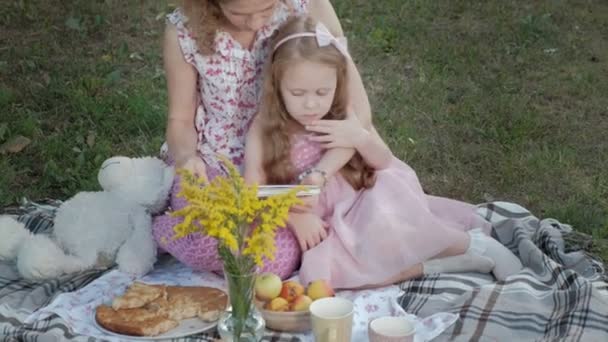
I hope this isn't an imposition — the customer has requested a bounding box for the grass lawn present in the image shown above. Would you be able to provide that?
[1,1,607,258]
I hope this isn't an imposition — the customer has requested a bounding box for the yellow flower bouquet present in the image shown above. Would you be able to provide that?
[171,158,301,341]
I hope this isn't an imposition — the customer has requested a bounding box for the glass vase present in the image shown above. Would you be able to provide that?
[217,269,265,341]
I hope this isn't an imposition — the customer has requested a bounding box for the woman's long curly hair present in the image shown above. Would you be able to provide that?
[258,16,375,191]
[181,0,292,55]
[180,0,227,55]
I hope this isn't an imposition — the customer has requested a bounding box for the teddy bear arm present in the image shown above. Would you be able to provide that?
[115,208,157,276]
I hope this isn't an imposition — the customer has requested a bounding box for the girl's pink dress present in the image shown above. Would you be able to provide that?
[152,1,309,279]
[291,134,492,289]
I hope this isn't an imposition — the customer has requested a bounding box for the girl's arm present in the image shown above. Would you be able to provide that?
[307,113,393,170]
[306,0,374,183]
[163,23,207,175]
[245,118,328,251]
[243,116,267,185]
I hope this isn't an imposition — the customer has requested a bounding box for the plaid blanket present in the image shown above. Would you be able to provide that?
[0,211,109,340]
[1,201,607,341]
[399,202,608,341]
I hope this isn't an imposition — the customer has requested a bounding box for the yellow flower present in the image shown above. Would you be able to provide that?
[171,156,303,269]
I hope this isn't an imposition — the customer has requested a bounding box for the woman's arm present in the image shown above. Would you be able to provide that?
[163,23,206,175]
[243,116,267,185]
[305,0,374,183]
[355,126,393,170]
[308,0,372,129]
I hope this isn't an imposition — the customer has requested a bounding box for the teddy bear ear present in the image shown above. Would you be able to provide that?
[98,156,134,191]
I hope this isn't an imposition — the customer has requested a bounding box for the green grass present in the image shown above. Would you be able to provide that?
[2,0,607,258]
[1,0,170,200]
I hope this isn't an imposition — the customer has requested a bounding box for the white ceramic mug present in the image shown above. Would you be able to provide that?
[368,316,416,342]
[310,297,354,342]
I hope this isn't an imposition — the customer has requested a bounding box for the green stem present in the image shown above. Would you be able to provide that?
[226,268,254,340]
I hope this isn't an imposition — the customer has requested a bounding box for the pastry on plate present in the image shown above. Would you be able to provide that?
[96,305,179,337]
[96,282,228,336]
[111,281,165,310]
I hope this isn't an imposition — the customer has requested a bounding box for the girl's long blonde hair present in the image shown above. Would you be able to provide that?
[258,16,375,190]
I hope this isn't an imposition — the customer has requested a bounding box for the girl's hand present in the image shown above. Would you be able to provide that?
[289,212,329,251]
[306,111,369,149]
[300,171,326,188]
[177,155,208,181]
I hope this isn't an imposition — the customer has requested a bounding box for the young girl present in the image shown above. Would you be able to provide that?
[245,16,523,289]
[152,0,374,279]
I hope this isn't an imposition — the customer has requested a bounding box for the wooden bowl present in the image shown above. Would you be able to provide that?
[260,308,311,332]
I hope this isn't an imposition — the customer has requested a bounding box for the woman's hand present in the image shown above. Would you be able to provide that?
[289,212,329,252]
[176,155,208,181]
[306,111,369,149]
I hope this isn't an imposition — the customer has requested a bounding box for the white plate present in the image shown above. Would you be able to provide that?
[93,315,217,340]
[257,185,321,198]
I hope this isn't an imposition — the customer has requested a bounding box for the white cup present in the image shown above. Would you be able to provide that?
[368,316,416,342]
[310,297,354,342]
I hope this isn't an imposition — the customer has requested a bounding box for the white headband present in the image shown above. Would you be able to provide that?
[273,22,350,59]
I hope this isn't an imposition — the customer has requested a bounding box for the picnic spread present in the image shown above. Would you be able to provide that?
[1,200,607,341]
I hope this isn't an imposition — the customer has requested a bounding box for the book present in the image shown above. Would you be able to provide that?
[256,185,321,198]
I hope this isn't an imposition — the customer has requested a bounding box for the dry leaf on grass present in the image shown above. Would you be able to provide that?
[0,135,31,154]
[87,131,96,147]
